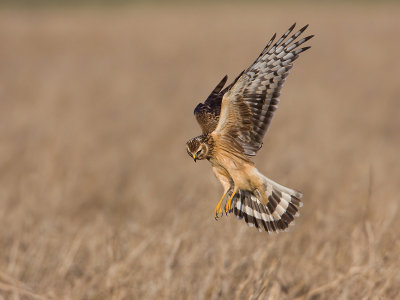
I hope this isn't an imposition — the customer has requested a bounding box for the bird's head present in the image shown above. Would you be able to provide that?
[186,135,210,162]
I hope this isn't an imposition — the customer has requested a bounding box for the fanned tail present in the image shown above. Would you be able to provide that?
[228,174,303,233]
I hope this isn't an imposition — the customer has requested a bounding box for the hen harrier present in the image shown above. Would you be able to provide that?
[186,24,313,233]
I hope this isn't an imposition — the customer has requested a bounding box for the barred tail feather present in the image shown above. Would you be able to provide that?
[230,174,303,233]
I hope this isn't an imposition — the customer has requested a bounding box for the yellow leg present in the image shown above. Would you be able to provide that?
[214,192,227,219]
[225,187,238,214]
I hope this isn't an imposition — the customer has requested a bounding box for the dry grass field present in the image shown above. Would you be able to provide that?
[0,2,400,299]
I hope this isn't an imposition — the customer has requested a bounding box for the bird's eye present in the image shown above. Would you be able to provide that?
[196,149,202,156]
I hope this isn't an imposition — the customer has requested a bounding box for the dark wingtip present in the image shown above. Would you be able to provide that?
[300,24,309,32]
[303,35,314,43]
[299,46,312,53]
[193,103,203,115]
[210,75,228,95]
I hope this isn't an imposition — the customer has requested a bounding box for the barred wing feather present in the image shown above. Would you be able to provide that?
[215,23,313,156]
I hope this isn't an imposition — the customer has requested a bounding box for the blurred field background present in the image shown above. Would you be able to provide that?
[0,1,400,299]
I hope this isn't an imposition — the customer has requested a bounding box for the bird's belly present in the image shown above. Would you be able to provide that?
[228,166,256,191]
[213,154,260,191]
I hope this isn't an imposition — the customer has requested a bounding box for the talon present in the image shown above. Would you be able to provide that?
[214,202,223,219]
[214,191,227,219]
[225,188,237,214]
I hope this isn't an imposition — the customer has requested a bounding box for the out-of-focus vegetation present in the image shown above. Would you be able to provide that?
[0,2,399,299]
[1,0,398,8]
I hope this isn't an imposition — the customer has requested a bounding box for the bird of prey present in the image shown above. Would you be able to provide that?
[186,24,313,233]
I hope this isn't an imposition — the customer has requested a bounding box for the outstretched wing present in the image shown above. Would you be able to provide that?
[194,75,228,134]
[214,23,313,156]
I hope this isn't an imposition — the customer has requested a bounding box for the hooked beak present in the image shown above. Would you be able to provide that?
[192,154,197,162]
